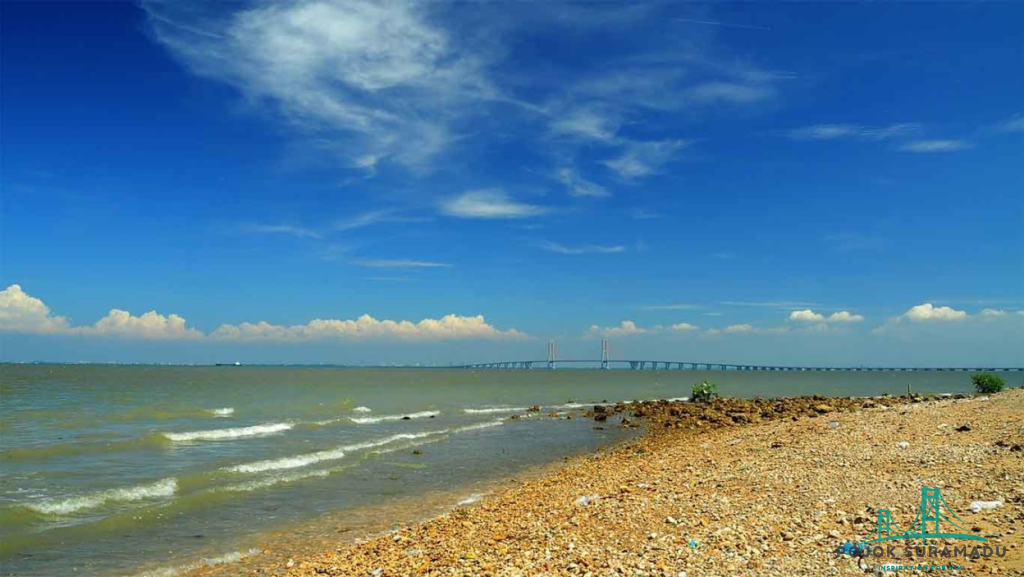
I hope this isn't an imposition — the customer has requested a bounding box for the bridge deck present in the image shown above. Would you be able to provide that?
[449,359,1024,372]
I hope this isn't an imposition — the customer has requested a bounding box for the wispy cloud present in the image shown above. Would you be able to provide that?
[440,189,548,219]
[538,241,625,255]
[603,139,688,179]
[826,233,885,252]
[629,208,660,220]
[994,113,1024,133]
[787,123,918,141]
[352,259,452,269]
[898,140,972,153]
[684,82,772,105]
[145,0,498,171]
[334,210,427,232]
[550,108,620,142]
[674,18,770,31]
[554,167,610,198]
[719,300,820,309]
[241,223,322,239]
[638,304,701,311]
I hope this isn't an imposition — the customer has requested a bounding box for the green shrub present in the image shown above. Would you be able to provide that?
[691,380,719,403]
[972,373,1005,394]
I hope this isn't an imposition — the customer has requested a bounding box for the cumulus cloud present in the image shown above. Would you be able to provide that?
[439,189,548,219]
[82,310,204,340]
[901,303,968,322]
[0,284,71,334]
[588,320,646,337]
[789,309,865,323]
[0,284,525,343]
[211,314,527,342]
[724,323,754,333]
[898,140,972,153]
[789,309,825,323]
[669,323,698,331]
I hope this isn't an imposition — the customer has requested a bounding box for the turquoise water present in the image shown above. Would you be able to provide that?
[0,365,1013,576]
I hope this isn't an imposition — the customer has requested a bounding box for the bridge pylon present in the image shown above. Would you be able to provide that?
[547,340,557,370]
[601,338,610,370]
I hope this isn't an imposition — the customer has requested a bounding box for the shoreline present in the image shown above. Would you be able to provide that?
[183,390,1023,576]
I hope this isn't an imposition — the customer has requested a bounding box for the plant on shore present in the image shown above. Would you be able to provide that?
[691,380,719,403]
[972,373,1005,394]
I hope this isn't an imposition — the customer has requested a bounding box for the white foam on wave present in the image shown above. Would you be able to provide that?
[218,469,331,493]
[350,410,439,424]
[353,406,372,413]
[453,420,504,433]
[208,407,234,417]
[226,430,444,474]
[548,402,588,410]
[134,547,261,577]
[457,493,485,506]
[163,423,292,442]
[463,406,528,414]
[27,478,178,516]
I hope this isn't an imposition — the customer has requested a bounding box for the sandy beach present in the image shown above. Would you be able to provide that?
[191,389,1024,577]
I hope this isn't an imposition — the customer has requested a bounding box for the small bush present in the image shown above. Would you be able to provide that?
[691,380,719,403]
[972,373,1005,394]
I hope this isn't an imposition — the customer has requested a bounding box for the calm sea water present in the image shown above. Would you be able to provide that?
[0,365,1016,576]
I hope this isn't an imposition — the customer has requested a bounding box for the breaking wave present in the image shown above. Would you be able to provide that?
[163,423,292,442]
[349,410,439,424]
[25,478,178,516]
[462,406,528,414]
[207,407,234,417]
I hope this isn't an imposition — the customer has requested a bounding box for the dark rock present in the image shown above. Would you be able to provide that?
[401,416,411,420]
[594,405,607,413]
[955,423,972,432]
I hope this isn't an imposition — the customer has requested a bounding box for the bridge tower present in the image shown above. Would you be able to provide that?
[601,337,610,370]
[547,340,557,370]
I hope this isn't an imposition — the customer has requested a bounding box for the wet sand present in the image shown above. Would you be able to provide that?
[191,391,1024,576]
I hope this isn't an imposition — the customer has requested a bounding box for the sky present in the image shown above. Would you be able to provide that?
[1,1,1022,366]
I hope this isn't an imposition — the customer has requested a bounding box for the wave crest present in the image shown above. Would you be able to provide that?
[163,423,292,442]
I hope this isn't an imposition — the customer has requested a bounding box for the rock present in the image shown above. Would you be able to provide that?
[594,405,608,414]
[955,423,972,432]
[527,405,541,412]
[897,441,910,449]
[814,404,834,414]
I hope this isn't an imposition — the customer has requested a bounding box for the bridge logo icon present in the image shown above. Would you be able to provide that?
[839,486,988,556]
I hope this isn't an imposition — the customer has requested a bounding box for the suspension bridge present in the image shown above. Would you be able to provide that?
[451,339,1024,372]
[864,486,987,544]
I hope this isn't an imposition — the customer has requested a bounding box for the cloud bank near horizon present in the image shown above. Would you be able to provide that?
[0,284,527,343]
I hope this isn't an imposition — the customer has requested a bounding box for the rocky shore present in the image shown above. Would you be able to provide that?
[200,390,1023,577]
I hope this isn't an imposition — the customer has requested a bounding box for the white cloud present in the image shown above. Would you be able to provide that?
[898,140,972,153]
[789,309,825,323]
[901,303,968,322]
[787,123,917,141]
[145,0,496,170]
[334,210,426,232]
[827,311,865,323]
[639,303,700,311]
[555,168,609,198]
[684,82,771,105]
[980,308,1010,318]
[603,139,687,179]
[550,108,619,141]
[588,320,646,337]
[789,309,864,323]
[211,314,527,342]
[669,322,698,331]
[0,284,71,334]
[242,224,321,239]
[539,241,625,255]
[0,284,200,340]
[82,310,204,340]
[1,284,527,343]
[352,259,452,268]
[439,189,548,219]
[995,113,1024,133]
[724,323,754,333]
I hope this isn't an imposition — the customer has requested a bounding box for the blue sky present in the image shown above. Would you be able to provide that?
[1,1,1022,365]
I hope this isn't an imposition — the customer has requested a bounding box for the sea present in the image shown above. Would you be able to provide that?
[1,365,1018,576]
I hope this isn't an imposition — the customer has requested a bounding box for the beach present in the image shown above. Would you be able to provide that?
[212,390,1024,577]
